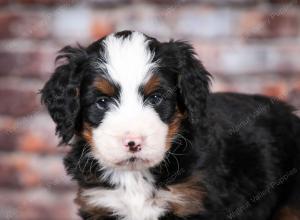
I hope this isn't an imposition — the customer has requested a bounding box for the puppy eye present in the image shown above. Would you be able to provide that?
[146,93,164,106]
[96,96,110,110]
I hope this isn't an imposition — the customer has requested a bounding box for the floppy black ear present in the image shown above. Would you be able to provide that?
[41,46,87,144]
[165,40,211,125]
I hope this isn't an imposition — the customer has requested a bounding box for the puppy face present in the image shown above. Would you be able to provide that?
[42,30,210,171]
[82,32,180,170]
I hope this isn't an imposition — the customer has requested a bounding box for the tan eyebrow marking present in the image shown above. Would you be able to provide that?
[82,122,94,146]
[166,108,187,150]
[94,78,116,96]
[143,74,160,96]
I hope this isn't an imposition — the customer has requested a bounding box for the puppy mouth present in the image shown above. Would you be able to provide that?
[115,157,151,169]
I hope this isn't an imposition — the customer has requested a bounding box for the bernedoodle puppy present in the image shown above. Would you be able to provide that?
[41,30,300,220]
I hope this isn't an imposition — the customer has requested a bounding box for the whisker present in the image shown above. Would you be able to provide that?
[176,134,193,151]
[167,151,186,156]
[162,158,170,176]
[82,156,92,173]
[77,147,89,172]
[89,159,98,175]
[168,152,180,176]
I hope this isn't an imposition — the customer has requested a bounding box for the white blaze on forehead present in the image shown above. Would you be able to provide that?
[103,32,156,88]
[91,32,168,169]
[100,31,163,132]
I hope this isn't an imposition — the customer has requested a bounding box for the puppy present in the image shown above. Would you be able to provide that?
[41,30,300,220]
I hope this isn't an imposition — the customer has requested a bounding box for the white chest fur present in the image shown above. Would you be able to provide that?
[82,170,170,220]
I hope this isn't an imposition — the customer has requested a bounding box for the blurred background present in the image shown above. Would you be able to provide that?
[0,0,300,219]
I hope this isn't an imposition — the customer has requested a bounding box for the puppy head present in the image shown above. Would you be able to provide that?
[41,31,210,170]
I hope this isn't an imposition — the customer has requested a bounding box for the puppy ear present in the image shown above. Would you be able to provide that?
[41,46,87,144]
[165,40,211,125]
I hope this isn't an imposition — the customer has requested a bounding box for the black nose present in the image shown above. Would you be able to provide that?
[127,141,141,153]
[128,141,136,147]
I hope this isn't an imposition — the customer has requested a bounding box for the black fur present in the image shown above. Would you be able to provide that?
[161,40,211,125]
[41,31,300,220]
[41,46,88,144]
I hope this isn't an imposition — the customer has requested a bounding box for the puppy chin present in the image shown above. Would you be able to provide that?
[115,158,153,171]
[92,150,165,171]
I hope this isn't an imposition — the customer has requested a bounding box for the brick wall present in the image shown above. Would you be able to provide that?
[0,0,299,219]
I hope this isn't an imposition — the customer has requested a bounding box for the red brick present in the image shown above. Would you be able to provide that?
[269,0,300,4]
[292,80,300,91]
[238,10,266,39]
[0,48,56,78]
[16,0,75,5]
[262,83,288,99]
[20,133,47,152]
[146,0,181,4]
[0,88,39,116]
[0,131,19,152]
[288,80,300,111]
[0,12,51,39]
[0,117,19,151]
[86,0,129,6]
[16,113,63,154]
[264,12,299,38]
[173,7,237,39]
[0,79,42,116]
[239,9,299,39]
[212,73,296,98]
[0,153,74,189]
[148,0,258,5]
[0,0,10,5]
[0,189,79,220]
[90,18,114,40]
[0,114,66,154]
[15,0,129,6]
[193,42,300,75]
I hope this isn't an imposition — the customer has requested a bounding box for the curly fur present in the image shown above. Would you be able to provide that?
[41,30,300,220]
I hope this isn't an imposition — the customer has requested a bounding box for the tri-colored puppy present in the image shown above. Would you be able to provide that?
[41,30,300,220]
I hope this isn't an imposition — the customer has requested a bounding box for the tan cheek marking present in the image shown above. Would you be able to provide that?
[82,123,94,146]
[75,188,113,218]
[273,207,300,220]
[143,74,160,96]
[166,108,187,149]
[167,175,205,217]
[95,78,115,96]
